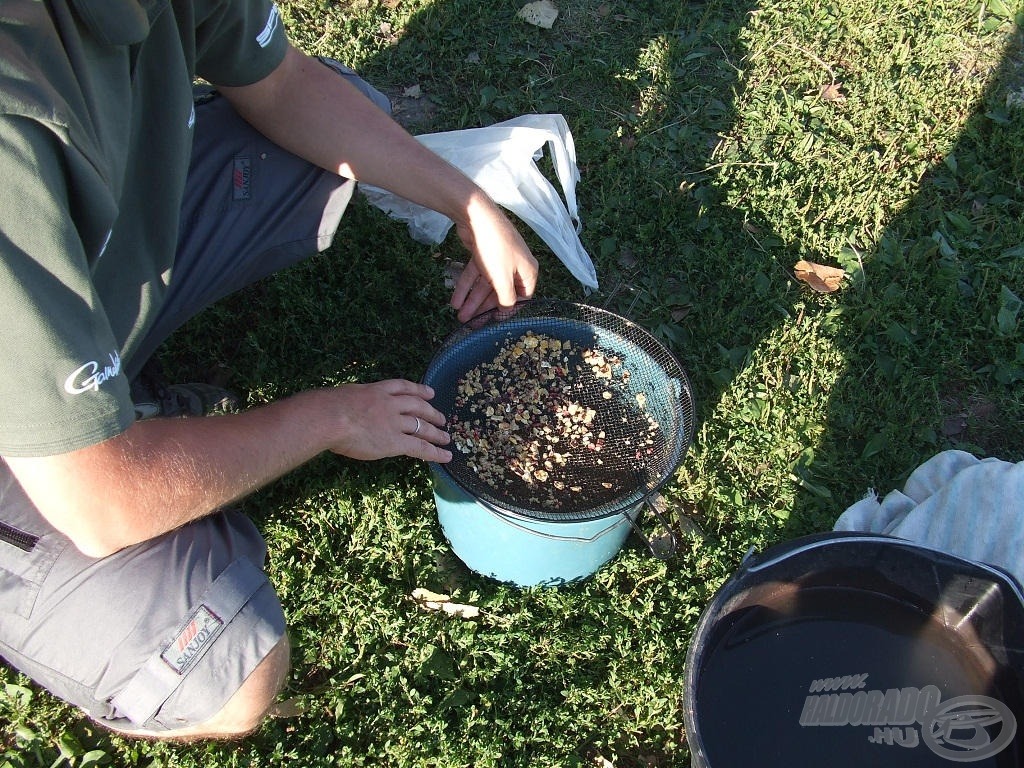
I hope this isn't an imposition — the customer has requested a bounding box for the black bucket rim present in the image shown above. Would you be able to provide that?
[682,532,1024,767]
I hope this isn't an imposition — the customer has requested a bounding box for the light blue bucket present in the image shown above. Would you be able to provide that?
[430,465,644,587]
[423,301,696,588]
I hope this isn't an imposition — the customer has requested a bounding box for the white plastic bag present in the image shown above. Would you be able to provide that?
[360,114,598,291]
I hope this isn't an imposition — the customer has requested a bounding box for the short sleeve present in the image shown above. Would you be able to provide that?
[0,116,134,457]
[192,0,289,87]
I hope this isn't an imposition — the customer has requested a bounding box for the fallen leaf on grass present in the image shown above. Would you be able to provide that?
[413,587,450,602]
[443,260,465,290]
[941,415,967,437]
[268,697,307,719]
[402,84,423,99]
[377,22,399,45]
[820,82,846,102]
[412,587,481,619]
[517,0,559,28]
[794,259,845,293]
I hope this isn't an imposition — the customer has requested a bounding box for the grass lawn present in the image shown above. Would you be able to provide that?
[2,0,1023,766]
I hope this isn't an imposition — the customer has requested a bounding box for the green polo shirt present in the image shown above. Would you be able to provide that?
[0,0,287,457]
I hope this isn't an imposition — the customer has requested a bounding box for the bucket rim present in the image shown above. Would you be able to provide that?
[681,532,1024,765]
[429,460,646,525]
[741,532,1024,602]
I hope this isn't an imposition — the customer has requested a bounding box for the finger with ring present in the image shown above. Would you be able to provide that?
[412,416,422,435]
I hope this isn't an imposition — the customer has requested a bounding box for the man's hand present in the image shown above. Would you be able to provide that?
[450,194,538,322]
[325,380,452,463]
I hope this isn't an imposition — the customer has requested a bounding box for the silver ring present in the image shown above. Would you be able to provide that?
[412,417,422,435]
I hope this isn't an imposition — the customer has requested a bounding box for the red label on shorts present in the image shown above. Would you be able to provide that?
[233,157,252,200]
[161,605,223,675]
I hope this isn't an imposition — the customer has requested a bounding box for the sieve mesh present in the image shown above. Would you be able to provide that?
[423,300,696,522]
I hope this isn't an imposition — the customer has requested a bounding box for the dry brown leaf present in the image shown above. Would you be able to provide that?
[268,696,307,719]
[411,588,481,619]
[517,0,559,28]
[820,82,846,102]
[412,587,449,603]
[441,603,480,619]
[794,259,845,293]
[376,20,399,45]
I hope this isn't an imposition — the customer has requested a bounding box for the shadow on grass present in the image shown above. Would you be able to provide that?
[784,15,1024,539]
[160,6,1024,555]
[170,0,782,569]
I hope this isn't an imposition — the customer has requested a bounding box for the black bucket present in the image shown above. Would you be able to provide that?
[683,533,1024,767]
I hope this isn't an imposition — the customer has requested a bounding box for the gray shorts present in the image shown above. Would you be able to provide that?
[128,58,393,379]
[0,62,391,730]
[0,470,284,731]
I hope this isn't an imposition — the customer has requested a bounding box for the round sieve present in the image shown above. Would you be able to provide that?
[423,300,696,523]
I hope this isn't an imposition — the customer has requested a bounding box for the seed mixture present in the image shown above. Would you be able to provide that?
[448,330,662,511]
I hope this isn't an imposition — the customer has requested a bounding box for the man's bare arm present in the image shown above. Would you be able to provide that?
[217,46,538,321]
[5,381,450,558]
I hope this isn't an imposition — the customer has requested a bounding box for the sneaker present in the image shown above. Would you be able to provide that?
[130,359,241,420]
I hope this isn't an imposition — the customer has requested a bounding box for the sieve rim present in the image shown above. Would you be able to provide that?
[422,299,696,522]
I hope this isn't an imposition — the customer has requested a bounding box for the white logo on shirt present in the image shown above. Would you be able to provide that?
[64,351,122,395]
[187,103,195,130]
[97,228,113,260]
[256,5,280,48]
